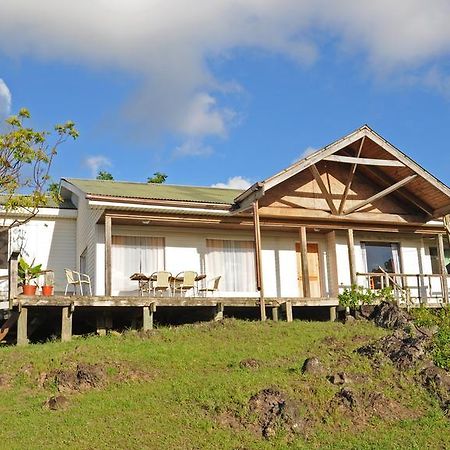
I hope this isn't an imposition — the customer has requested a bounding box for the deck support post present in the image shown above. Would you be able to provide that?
[272,306,279,322]
[253,201,266,321]
[105,215,112,297]
[61,306,73,342]
[299,226,311,297]
[142,303,156,331]
[347,229,357,286]
[329,306,337,322]
[437,233,449,304]
[282,300,293,322]
[213,302,224,321]
[17,306,28,346]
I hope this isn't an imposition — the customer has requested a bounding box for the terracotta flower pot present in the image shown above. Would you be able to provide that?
[22,284,37,296]
[41,285,54,296]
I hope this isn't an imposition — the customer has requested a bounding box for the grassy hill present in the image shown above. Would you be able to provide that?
[0,319,448,449]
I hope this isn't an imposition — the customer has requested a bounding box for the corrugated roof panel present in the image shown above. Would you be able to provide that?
[63,178,243,205]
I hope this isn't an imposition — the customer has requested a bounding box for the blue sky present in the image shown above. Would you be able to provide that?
[1,1,450,189]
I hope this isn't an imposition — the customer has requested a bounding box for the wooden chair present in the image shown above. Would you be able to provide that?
[64,268,92,296]
[150,271,172,297]
[172,271,197,296]
[198,276,221,297]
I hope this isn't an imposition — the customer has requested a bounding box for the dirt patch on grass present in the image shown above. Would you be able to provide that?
[43,363,105,392]
[328,387,419,427]
[239,358,261,369]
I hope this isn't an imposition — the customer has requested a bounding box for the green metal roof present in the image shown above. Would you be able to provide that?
[63,178,243,205]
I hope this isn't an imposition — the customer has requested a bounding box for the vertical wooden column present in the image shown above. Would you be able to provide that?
[17,307,28,346]
[272,306,279,322]
[61,306,73,342]
[299,226,311,297]
[8,251,19,310]
[437,233,449,304]
[253,201,266,321]
[105,215,112,296]
[285,300,293,323]
[347,229,357,286]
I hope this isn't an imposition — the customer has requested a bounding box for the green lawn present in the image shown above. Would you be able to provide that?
[0,319,448,449]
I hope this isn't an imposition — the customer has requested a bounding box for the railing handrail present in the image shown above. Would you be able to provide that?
[356,271,447,278]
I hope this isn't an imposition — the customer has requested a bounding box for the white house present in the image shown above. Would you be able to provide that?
[2,125,450,308]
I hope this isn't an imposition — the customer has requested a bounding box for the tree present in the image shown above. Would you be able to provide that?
[0,108,78,229]
[147,172,167,184]
[97,171,114,180]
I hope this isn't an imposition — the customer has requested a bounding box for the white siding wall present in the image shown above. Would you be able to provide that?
[9,217,77,292]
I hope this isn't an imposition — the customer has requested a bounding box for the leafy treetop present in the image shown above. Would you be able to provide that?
[147,172,167,184]
[0,108,78,228]
[97,171,114,180]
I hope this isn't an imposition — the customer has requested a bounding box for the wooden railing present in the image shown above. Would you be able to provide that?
[355,270,450,304]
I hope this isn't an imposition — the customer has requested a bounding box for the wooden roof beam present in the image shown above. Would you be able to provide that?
[343,174,418,215]
[309,164,338,215]
[338,136,365,215]
[341,148,434,217]
[324,155,405,167]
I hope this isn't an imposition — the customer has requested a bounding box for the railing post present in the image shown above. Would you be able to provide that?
[437,234,449,304]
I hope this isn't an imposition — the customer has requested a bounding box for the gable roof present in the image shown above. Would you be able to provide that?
[234,125,450,218]
[61,178,243,206]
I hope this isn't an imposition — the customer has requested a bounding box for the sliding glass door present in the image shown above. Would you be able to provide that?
[111,236,165,295]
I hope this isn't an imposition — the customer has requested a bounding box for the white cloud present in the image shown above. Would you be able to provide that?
[2,1,450,141]
[173,140,213,158]
[84,155,112,177]
[0,79,11,116]
[292,146,317,163]
[212,176,252,190]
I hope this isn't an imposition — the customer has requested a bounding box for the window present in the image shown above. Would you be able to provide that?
[206,239,256,292]
[361,242,401,288]
[429,247,450,274]
[111,236,165,294]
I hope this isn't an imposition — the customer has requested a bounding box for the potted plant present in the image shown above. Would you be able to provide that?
[18,258,42,296]
[41,271,54,296]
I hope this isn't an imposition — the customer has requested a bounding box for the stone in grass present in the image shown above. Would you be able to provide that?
[239,358,261,369]
[45,395,69,411]
[301,357,325,375]
[327,372,352,385]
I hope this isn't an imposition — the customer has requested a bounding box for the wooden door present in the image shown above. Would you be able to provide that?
[296,242,322,297]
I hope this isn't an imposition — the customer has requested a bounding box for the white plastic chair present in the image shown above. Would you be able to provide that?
[64,268,92,296]
[198,276,221,297]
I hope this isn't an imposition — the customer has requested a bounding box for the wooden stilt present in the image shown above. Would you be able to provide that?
[142,303,156,330]
[285,300,293,323]
[17,307,28,346]
[329,306,337,322]
[213,302,224,321]
[253,201,266,321]
[61,306,73,342]
[272,306,279,322]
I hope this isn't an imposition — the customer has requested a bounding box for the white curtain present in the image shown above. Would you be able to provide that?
[111,236,164,295]
[206,239,256,292]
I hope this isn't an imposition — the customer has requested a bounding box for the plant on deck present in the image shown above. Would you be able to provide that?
[18,257,42,286]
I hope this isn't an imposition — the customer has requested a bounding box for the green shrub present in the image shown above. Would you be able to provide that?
[338,285,394,309]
